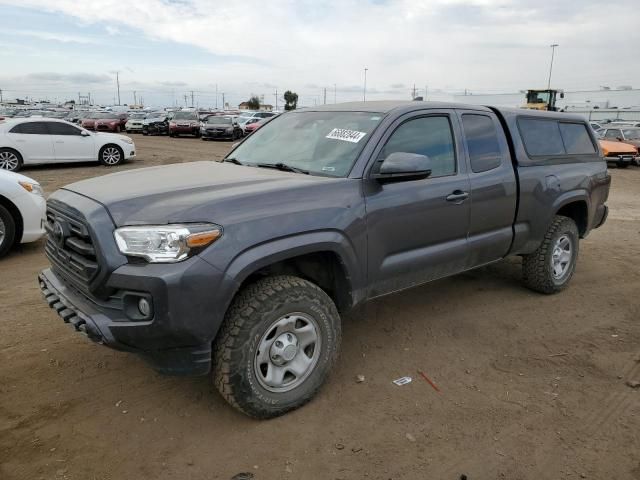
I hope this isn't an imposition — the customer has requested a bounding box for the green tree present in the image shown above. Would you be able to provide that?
[284,90,298,111]
[246,96,261,110]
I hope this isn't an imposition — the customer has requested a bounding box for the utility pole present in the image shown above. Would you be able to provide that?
[412,84,416,100]
[323,87,327,105]
[183,94,188,107]
[363,68,368,102]
[215,84,218,109]
[115,71,121,105]
[547,43,559,89]
[190,90,194,108]
[334,84,337,104]
[133,90,137,105]
[275,89,278,111]
[425,85,428,101]
[222,93,225,110]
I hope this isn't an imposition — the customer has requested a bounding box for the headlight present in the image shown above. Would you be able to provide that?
[19,181,44,197]
[114,224,222,263]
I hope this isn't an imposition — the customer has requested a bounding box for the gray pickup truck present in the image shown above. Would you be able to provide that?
[39,101,610,418]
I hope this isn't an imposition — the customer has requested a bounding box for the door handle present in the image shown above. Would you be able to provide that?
[446,191,469,202]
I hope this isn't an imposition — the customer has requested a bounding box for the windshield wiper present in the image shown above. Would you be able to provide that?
[256,162,309,175]
[224,157,244,165]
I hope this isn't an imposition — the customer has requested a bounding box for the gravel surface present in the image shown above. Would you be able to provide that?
[1,134,639,479]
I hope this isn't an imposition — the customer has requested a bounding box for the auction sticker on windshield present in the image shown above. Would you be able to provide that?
[326,128,367,143]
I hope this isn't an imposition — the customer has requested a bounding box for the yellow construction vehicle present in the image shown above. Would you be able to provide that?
[522,89,564,111]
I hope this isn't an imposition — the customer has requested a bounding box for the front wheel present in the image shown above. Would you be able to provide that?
[522,215,579,294]
[99,145,124,166]
[0,148,22,172]
[213,275,341,419]
[0,204,17,258]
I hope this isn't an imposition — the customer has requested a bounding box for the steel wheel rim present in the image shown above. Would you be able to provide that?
[103,147,121,165]
[254,312,321,393]
[551,234,572,279]
[0,151,19,170]
[0,215,5,245]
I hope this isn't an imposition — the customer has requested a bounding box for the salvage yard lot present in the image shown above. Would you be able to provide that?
[1,135,639,480]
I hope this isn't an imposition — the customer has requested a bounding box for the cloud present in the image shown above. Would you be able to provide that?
[4,28,100,44]
[0,0,639,105]
[26,72,111,84]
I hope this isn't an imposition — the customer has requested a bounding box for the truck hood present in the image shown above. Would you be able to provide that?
[599,139,638,155]
[62,161,348,226]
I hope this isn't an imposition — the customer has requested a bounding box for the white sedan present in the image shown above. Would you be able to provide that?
[0,118,136,172]
[0,169,46,257]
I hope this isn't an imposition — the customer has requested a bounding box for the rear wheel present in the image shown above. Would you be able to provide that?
[99,145,124,166]
[0,204,17,258]
[213,275,341,418]
[0,148,22,172]
[522,215,579,294]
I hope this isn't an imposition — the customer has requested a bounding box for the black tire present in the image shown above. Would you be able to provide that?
[0,204,17,258]
[213,275,341,419]
[99,144,124,166]
[616,161,629,169]
[522,215,579,294]
[142,130,148,136]
[0,148,23,172]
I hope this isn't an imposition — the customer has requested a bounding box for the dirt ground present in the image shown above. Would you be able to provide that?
[1,135,639,480]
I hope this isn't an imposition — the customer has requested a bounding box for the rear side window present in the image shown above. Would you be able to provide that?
[604,129,621,139]
[47,122,82,136]
[558,123,596,154]
[461,114,502,173]
[518,118,565,156]
[9,121,49,134]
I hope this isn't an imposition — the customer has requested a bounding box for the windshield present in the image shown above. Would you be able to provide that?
[227,111,383,177]
[173,112,198,120]
[129,113,146,119]
[527,91,551,104]
[207,116,232,124]
[623,129,640,140]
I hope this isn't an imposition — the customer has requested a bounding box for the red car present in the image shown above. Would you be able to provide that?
[81,112,128,132]
[243,117,268,135]
[169,111,200,137]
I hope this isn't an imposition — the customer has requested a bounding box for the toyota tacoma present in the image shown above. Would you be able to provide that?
[38,101,610,418]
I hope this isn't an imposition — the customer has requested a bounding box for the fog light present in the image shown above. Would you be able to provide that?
[138,298,151,317]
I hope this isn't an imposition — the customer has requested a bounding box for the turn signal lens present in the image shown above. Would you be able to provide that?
[186,230,222,248]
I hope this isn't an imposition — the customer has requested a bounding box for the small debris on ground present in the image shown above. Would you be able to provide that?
[405,433,416,442]
[231,473,254,480]
[625,380,640,389]
[335,443,345,450]
[115,400,122,407]
[355,374,365,383]
[392,376,412,386]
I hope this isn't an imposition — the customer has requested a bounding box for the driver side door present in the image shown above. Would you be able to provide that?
[364,111,471,298]
[46,121,96,162]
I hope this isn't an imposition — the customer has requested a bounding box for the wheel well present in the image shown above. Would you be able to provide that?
[0,194,23,245]
[239,251,353,312]
[0,146,23,162]
[557,201,588,237]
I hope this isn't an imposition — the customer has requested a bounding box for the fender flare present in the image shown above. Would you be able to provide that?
[221,230,364,308]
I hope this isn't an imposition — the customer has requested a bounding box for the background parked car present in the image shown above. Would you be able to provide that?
[142,112,169,136]
[0,118,136,171]
[237,116,262,134]
[94,112,128,133]
[125,112,147,133]
[600,126,640,153]
[65,111,90,124]
[200,116,243,140]
[80,112,105,131]
[0,169,46,257]
[243,117,269,135]
[598,138,638,168]
[169,111,200,137]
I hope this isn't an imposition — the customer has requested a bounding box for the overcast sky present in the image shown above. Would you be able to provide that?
[0,0,639,108]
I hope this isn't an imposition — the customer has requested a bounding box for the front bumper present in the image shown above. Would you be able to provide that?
[126,123,143,131]
[201,129,233,139]
[170,125,199,134]
[38,254,233,375]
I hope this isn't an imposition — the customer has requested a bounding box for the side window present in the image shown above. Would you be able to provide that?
[380,116,456,177]
[604,129,621,139]
[47,122,82,136]
[558,123,596,154]
[518,118,565,156]
[9,121,50,135]
[461,114,503,173]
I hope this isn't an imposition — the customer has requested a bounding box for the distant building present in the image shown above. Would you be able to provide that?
[238,102,274,112]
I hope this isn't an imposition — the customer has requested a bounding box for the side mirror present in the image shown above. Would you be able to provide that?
[560,92,565,99]
[80,130,91,137]
[372,152,432,182]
